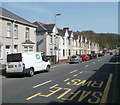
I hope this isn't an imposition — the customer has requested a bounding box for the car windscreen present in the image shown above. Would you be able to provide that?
[7,53,22,62]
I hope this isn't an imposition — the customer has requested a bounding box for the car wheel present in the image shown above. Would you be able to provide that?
[28,68,34,77]
[45,65,50,72]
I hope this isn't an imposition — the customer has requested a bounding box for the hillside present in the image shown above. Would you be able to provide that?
[75,30,120,49]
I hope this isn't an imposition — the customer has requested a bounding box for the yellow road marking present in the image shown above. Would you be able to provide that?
[73,74,78,77]
[100,73,113,105]
[64,78,70,82]
[80,71,83,74]
[62,90,81,100]
[49,84,59,89]
[26,93,41,100]
[57,88,72,99]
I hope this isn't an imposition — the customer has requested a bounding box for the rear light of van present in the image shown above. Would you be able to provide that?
[23,63,25,69]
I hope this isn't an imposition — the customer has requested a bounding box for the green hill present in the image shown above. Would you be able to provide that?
[75,30,120,49]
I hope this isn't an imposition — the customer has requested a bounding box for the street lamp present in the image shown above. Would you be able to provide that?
[55,13,61,25]
[54,13,61,63]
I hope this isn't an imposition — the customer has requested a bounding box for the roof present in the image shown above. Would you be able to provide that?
[74,34,79,40]
[58,29,66,36]
[22,40,35,44]
[44,24,55,32]
[0,7,37,27]
[33,21,55,33]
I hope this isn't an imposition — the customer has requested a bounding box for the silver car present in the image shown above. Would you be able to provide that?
[69,55,82,64]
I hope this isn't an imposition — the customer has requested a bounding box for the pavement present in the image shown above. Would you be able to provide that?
[1,54,120,105]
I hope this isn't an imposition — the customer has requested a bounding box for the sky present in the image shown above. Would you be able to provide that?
[1,2,118,33]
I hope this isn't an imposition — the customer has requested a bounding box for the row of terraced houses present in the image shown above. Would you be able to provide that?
[0,8,99,64]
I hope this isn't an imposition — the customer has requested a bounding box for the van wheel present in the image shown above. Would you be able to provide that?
[28,68,34,77]
[45,65,50,72]
[6,73,11,78]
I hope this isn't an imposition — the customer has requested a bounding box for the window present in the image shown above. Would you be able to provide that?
[76,41,77,47]
[25,28,29,40]
[7,23,11,37]
[49,49,52,55]
[49,35,52,44]
[14,25,18,38]
[29,46,33,52]
[14,45,18,53]
[6,45,11,55]
[24,46,33,52]
[69,40,70,45]
[54,35,56,44]
[63,49,64,56]
[76,50,77,55]
[69,49,71,56]
[24,46,28,52]
[63,38,65,45]
[7,53,22,62]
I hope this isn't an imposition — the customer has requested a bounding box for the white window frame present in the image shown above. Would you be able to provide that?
[63,38,65,45]
[49,35,52,44]
[6,23,11,37]
[14,24,18,38]
[24,46,33,52]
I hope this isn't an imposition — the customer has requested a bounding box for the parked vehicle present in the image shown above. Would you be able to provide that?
[81,55,90,61]
[69,55,82,64]
[87,54,94,59]
[6,52,50,77]
[98,53,104,57]
[110,52,113,55]
[93,54,97,59]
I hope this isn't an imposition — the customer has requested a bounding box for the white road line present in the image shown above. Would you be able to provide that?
[93,62,95,64]
[97,60,100,62]
[85,65,88,67]
[70,70,78,74]
[33,80,52,89]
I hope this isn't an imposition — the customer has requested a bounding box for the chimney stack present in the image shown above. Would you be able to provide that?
[63,27,69,30]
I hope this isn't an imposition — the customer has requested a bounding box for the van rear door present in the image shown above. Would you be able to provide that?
[7,53,23,73]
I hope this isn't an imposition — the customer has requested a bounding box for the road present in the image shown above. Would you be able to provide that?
[2,54,120,105]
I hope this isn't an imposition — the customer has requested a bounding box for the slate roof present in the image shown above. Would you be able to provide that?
[33,21,55,33]
[58,29,66,36]
[74,34,79,40]
[0,7,36,27]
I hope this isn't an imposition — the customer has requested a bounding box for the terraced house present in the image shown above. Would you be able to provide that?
[34,21,100,63]
[0,8,37,64]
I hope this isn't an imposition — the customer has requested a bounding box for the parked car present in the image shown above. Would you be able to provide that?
[98,53,104,57]
[69,55,82,64]
[93,54,97,59]
[6,52,51,77]
[110,52,113,55]
[81,55,90,61]
[87,54,94,59]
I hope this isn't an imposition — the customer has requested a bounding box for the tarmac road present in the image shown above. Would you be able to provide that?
[2,54,119,105]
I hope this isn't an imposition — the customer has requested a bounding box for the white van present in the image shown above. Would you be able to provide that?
[6,52,50,77]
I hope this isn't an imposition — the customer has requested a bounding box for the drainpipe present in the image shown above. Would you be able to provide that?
[11,20,15,53]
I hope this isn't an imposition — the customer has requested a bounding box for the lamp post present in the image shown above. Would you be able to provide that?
[54,13,61,63]
[55,13,61,25]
